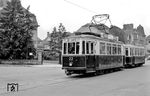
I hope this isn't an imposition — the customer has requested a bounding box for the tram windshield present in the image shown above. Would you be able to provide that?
[68,42,75,54]
[63,40,95,55]
[63,42,80,55]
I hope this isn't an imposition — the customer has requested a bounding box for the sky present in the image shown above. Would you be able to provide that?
[21,0,150,40]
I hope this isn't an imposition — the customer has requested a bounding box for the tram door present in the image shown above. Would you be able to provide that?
[125,48,129,57]
[85,41,96,70]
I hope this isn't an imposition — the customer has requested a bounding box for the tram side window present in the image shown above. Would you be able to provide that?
[63,43,67,54]
[139,49,141,56]
[132,48,134,56]
[141,49,144,56]
[118,45,121,55]
[112,44,117,54]
[91,43,94,54]
[125,48,128,56]
[138,49,140,56]
[135,48,136,56]
[76,42,80,54]
[68,42,75,54]
[100,42,105,54]
[135,48,137,56]
[82,41,85,54]
[142,49,145,56]
[86,42,89,54]
[143,49,145,56]
[132,48,135,56]
[136,48,139,56]
[140,49,143,56]
[130,48,133,56]
[86,41,94,54]
[107,43,111,55]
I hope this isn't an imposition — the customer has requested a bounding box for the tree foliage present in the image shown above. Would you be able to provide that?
[0,0,37,59]
[49,23,70,53]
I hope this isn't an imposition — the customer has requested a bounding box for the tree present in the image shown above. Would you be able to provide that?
[50,27,61,52]
[58,23,66,33]
[50,23,70,53]
[49,23,71,63]
[0,0,38,59]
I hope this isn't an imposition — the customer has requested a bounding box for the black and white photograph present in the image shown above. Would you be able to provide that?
[0,0,150,96]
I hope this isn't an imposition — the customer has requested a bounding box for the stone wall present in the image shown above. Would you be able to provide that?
[0,60,41,65]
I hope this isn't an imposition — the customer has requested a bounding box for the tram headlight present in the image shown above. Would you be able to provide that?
[69,62,73,66]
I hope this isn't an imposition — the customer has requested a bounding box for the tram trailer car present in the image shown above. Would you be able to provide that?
[62,34,125,75]
[124,44,145,67]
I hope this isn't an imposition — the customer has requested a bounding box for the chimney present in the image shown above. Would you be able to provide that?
[123,24,133,30]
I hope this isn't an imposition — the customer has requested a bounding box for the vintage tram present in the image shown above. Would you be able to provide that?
[62,33,145,76]
[62,33,126,75]
[62,14,145,76]
[124,44,145,67]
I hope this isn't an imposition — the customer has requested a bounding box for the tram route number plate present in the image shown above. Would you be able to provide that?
[69,57,73,61]
[7,83,19,92]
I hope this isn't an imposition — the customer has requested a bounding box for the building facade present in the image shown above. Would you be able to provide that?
[123,24,146,46]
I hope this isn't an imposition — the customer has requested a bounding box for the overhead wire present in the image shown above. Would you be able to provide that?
[64,0,98,14]
[64,0,113,33]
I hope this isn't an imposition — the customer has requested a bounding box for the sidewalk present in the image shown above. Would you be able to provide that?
[33,60,61,67]
[32,64,62,68]
[0,62,62,68]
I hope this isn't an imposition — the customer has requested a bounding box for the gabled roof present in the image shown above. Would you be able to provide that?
[146,35,150,40]
[109,26,127,43]
[37,37,42,42]
[43,35,51,42]
[137,25,146,37]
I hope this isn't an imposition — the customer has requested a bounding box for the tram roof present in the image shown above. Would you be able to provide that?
[124,44,145,48]
[64,34,123,44]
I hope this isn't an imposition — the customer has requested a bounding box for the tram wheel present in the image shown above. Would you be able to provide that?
[99,70,104,75]
[65,70,72,76]
[93,71,99,76]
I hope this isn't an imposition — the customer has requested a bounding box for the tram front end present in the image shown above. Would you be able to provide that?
[62,37,87,75]
[62,55,86,75]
